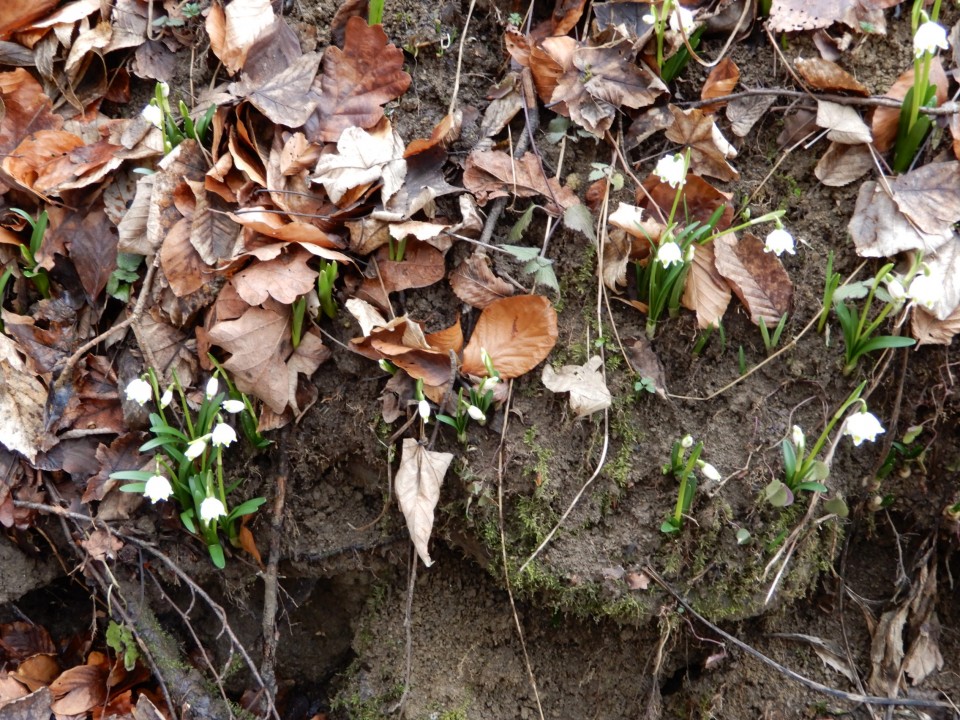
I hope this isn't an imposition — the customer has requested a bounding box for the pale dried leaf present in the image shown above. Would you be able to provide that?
[903,616,943,685]
[49,663,107,715]
[726,95,775,137]
[345,297,388,336]
[772,634,857,683]
[0,334,51,462]
[911,304,960,345]
[666,106,739,182]
[714,232,792,326]
[395,438,453,567]
[889,161,960,236]
[816,100,871,144]
[814,142,873,186]
[312,122,407,204]
[449,254,514,309]
[207,0,274,75]
[769,0,899,32]
[541,356,611,417]
[600,228,631,291]
[848,181,953,257]
[234,248,319,305]
[922,239,960,320]
[682,242,732,329]
[230,52,323,127]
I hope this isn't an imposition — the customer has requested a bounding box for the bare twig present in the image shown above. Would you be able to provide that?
[259,426,290,698]
[679,87,960,116]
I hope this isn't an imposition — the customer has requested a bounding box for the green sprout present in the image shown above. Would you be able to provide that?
[661,435,720,534]
[759,314,788,355]
[8,208,51,299]
[142,81,215,155]
[111,368,267,569]
[437,350,501,444]
[368,0,385,25]
[317,259,339,319]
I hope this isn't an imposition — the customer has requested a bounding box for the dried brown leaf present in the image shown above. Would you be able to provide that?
[889,161,960,236]
[310,17,411,143]
[624,336,667,398]
[463,150,579,214]
[312,120,407,205]
[462,295,558,379]
[795,57,869,95]
[230,52,323,127]
[911,304,960,345]
[160,218,211,298]
[725,94,775,138]
[769,0,900,32]
[0,69,62,157]
[682,242,732,329]
[816,100,871,144]
[369,241,445,294]
[541,356,611,417]
[700,58,740,109]
[79,528,123,562]
[83,433,145,503]
[49,663,107,715]
[848,181,953,257]
[0,0,59,38]
[395,438,452,567]
[449,254,514,309]
[234,248,319,305]
[206,0,275,75]
[599,226,631,291]
[814,142,873,186]
[714,232,792,326]
[14,654,59,692]
[665,106,739,182]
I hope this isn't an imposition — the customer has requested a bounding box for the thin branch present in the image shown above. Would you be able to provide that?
[679,87,960,116]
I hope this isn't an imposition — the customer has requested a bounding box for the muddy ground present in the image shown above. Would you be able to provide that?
[3,0,960,718]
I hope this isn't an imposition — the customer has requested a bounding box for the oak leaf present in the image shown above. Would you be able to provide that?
[541,356,611,417]
[310,17,411,143]
[395,439,453,567]
[714,232,792,326]
[665,106,739,182]
[230,51,323,127]
[234,248,319,306]
[461,295,558,379]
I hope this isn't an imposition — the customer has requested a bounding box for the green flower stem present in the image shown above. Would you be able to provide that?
[671,442,702,528]
[793,381,866,482]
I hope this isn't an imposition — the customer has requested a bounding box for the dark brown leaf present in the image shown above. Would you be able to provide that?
[58,208,117,301]
[714,232,792,326]
[449,254,514,309]
[463,150,579,215]
[83,433,146,503]
[665,106,739,182]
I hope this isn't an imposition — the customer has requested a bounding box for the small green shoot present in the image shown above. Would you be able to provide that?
[317,259,339,319]
[737,345,747,375]
[368,0,385,25]
[291,296,306,349]
[9,208,51,299]
[634,376,656,397]
[758,314,788,355]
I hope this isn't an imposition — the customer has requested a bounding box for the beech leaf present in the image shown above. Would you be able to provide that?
[814,142,873,187]
[449,254,514,309]
[682,242,732,329]
[395,438,453,567]
[541,356,611,417]
[848,181,953,257]
[462,295,558,379]
[714,232,792,326]
[889,162,960,237]
[815,101,871,145]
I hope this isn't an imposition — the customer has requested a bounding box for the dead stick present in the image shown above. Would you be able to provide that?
[679,87,960,115]
[259,425,290,698]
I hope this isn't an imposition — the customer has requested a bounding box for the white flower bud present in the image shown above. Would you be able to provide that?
[205,377,219,400]
[467,405,486,422]
[125,378,153,406]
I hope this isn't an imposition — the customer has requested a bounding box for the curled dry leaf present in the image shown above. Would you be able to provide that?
[349,312,455,386]
[462,295,558,379]
[463,150,579,215]
[872,58,947,152]
[49,662,107,715]
[665,106,739,182]
[814,142,873,187]
[0,69,63,156]
[682,242,732,329]
[700,58,740,109]
[541,356,611,417]
[848,181,953,257]
[911,304,960,345]
[309,17,411,143]
[449,253,514,309]
[714,232,792,326]
[600,227,632,291]
[815,100,871,144]
[395,438,453,567]
[889,161,960,237]
[234,247,319,305]
[206,0,275,75]
[795,57,869,95]
[312,121,407,205]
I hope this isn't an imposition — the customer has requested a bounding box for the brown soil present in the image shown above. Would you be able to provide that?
[3,1,960,719]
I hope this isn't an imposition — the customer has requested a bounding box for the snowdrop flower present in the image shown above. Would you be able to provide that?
[479,376,500,394]
[669,4,697,34]
[125,378,153,406]
[843,411,885,447]
[657,241,683,268]
[700,463,721,481]
[467,405,486,422]
[205,377,219,400]
[211,422,237,448]
[680,434,694,449]
[764,228,795,256]
[185,437,208,460]
[221,399,245,414]
[199,496,227,522]
[653,153,686,188]
[791,425,805,449]
[885,275,906,304]
[418,399,431,421]
[642,9,657,24]
[141,103,163,128]
[914,21,948,58]
[159,388,174,409]
[907,273,940,310]
[144,475,173,503]
[158,81,170,98]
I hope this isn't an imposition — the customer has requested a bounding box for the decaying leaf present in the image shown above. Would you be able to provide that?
[911,304,960,345]
[768,0,900,33]
[889,161,960,237]
[462,295,559,379]
[682,242,732,329]
[312,120,407,205]
[600,227,632,291]
[921,239,960,321]
[665,106,739,182]
[234,248,319,306]
[848,181,953,257]
[700,58,740,108]
[206,0,275,75]
[49,662,107,715]
[541,356,611,417]
[230,52,323,127]
[366,241,446,295]
[814,142,873,187]
[815,100,871,144]
[795,57,869,95]
[771,634,857,683]
[310,17,411,143]
[463,150,579,215]
[714,232,792,326]
[0,335,53,462]
[725,94,775,138]
[624,336,668,398]
[395,438,453,567]
[79,529,123,562]
[348,309,455,386]
[449,254,514,309]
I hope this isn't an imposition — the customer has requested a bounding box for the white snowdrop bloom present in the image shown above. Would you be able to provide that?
[680,434,694,449]
[479,376,500,394]
[907,273,940,310]
[211,423,237,448]
[657,241,683,268]
[418,399,431,421]
[791,425,805,448]
[205,377,219,400]
[199,497,227,522]
[654,153,686,188]
[185,437,208,460]
[843,411,885,447]
[221,399,245,414]
[158,81,170,98]
[141,103,163,128]
[642,9,657,25]
[669,4,698,34]
[125,378,153,406]
[159,388,174,409]
[764,228,796,256]
[467,405,486,422]
[914,21,948,58]
[144,475,173,503]
[701,463,721,481]
[885,275,906,303]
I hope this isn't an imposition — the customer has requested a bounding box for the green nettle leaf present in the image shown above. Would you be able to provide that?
[563,203,596,242]
[524,257,559,293]
[508,205,536,243]
[500,244,541,262]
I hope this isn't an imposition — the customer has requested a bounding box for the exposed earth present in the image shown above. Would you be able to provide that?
[1,1,959,719]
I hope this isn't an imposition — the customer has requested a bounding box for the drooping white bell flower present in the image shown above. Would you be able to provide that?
[914,21,949,58]
[144,475,173,503]
[764,228,796,256]
[221,399,245,414]
[125,378,153,406]
[211,423,237,448]
[199,496,227,522]
[653,153,686,188]
[657,241,683,268]
[843,411,885,447]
